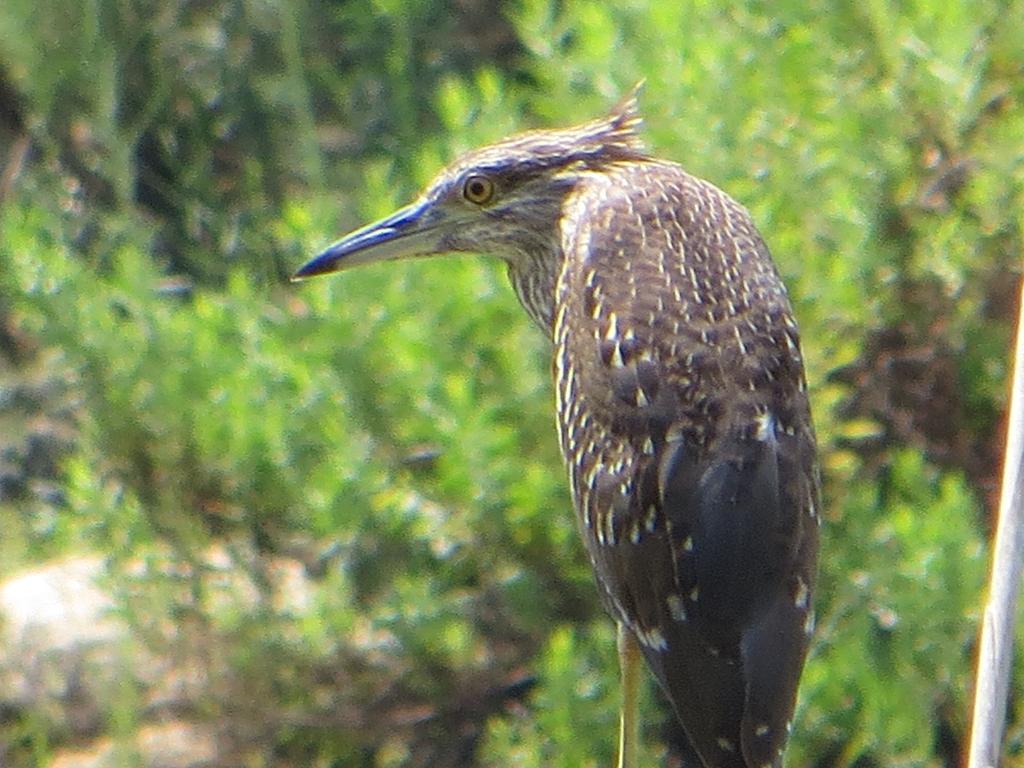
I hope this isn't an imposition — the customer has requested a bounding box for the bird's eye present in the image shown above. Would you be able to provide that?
[462,174,495,205]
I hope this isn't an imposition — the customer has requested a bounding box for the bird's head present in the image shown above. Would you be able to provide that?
[292,89,648,281]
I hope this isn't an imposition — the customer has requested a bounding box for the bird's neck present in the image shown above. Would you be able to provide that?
[506,246,563,337]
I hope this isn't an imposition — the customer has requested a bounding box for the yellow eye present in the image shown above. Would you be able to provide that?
[462,174,495,205]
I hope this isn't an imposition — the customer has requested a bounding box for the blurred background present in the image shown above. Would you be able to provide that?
[0,1,1022,766]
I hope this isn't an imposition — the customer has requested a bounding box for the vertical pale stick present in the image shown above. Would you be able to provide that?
[968,278,1024,768]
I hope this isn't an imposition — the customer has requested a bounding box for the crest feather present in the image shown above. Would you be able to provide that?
[602,81,647,151]
[441,83,650,180]
[570,82,648,161]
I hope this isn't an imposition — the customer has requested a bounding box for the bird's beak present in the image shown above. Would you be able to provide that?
[291,201,444,281]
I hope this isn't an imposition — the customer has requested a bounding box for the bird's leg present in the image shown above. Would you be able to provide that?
[616,623,642,768]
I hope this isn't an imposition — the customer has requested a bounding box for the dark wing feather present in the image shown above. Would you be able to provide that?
[555,162,819,768]
[662,423,814,767]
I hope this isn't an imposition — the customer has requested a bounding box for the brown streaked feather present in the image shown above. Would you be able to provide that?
[555,159,819,768]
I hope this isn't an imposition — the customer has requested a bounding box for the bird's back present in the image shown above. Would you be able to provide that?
[553,159,819,768]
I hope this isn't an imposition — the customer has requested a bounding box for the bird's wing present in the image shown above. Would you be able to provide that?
[555,163,819,767]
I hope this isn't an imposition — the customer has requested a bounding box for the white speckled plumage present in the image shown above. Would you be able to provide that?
[547,142,819,767]
[530,99,817,768]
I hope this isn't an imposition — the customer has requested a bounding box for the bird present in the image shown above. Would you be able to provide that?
[293,87,820,768]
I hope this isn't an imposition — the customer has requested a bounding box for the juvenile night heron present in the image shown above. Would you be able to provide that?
[294,90,820,768]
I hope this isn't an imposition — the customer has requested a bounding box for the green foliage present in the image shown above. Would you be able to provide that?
[0,0,524,281]
[1,0,1022,766]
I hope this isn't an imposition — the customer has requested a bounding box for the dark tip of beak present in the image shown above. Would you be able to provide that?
[290,249,344,282]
